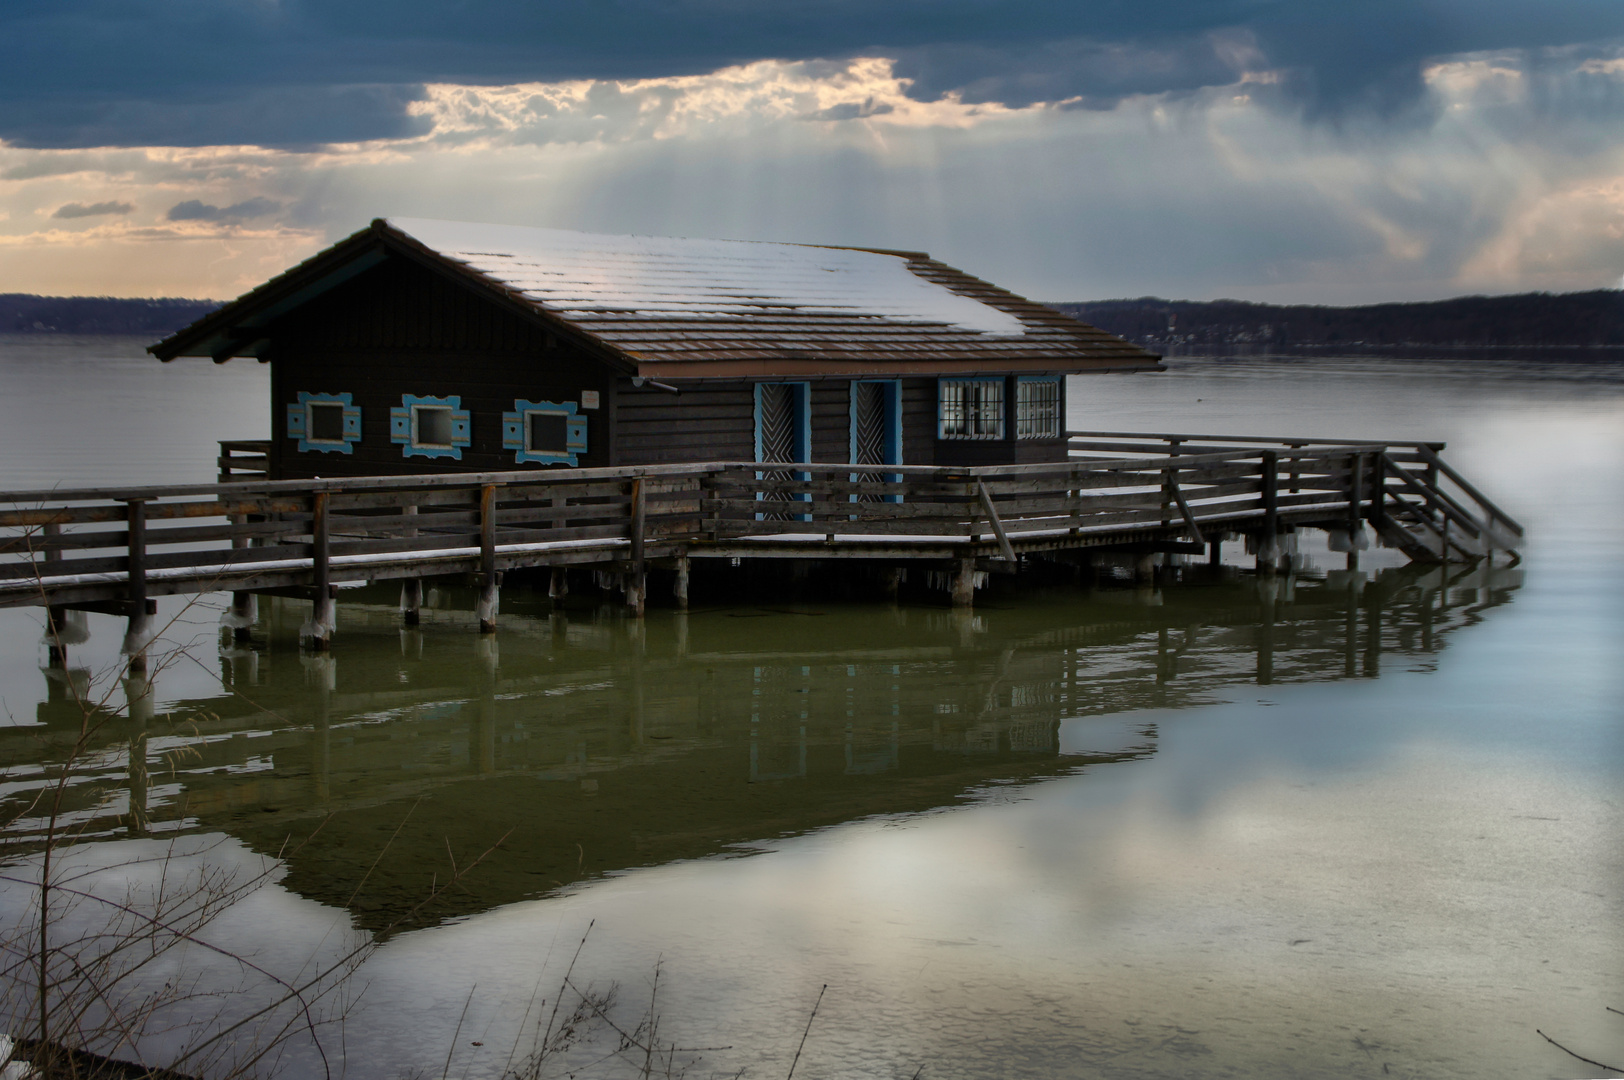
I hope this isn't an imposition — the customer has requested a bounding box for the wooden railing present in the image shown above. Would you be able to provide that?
[218,440,271,482]
[1068,430,1524,562]
[0,440,1519,613]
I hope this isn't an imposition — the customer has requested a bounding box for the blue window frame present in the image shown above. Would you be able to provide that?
[938,378,1005,439]
[390,394,471,460]
[502,399,588,465]
[286,392,361,454]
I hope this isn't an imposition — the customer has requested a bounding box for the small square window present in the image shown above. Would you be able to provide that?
[308,402,345,443]
[414,406,453,447]
[527,412,569,454]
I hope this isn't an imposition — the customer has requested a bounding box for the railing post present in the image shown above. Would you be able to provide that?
[625,477,646,617]
[122,498,152,671]
[1258,451,1279,575]
[307,491,333,650]
[42,520,68,666]
[1370,454,1387,525]
[1345,451,1366,570]
[478,483,500,633]
[1161,440,1182,529]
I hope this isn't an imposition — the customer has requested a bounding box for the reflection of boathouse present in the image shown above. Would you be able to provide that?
[3,561,1519,930]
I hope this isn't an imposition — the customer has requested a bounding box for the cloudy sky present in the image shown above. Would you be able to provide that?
[3,1,1623,304]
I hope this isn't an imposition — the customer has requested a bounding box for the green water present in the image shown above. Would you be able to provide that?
[0,338,1620,1079]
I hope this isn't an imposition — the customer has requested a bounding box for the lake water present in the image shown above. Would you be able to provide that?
[0,336,1621,1079]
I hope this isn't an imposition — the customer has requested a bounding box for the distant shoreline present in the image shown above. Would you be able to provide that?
[1050,290,1624,355]
[8,290,1623,356]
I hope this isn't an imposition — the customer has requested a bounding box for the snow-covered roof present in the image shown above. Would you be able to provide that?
[152,217,1162,376]
[387,218,1027,337]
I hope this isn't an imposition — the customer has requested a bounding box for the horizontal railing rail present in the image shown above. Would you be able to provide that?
[0,436,1517,610]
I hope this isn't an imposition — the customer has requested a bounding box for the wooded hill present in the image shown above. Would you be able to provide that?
[7,289,1624,354]
[3,294,220,335]
[1050,290,1624,353]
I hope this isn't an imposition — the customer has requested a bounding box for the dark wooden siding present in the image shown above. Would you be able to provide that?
[612,381,757,465]
[900,378,936,465]
[262,254,1072,477]
[267,257,618,480]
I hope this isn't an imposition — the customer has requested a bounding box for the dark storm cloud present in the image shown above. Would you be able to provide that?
[166,197,282,222]
[3,1,1623,148]
[52,200,134,218]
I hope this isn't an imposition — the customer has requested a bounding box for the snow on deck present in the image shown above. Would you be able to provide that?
[389,218,1027,337]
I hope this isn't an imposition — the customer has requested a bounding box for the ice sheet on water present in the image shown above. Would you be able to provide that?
[388,218,1028,337]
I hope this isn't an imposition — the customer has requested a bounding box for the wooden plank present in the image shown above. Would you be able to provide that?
[976,480,1017,562]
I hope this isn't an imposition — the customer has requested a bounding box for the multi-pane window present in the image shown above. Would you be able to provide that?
[1015,377,1061,440]
[938,379,1005,439]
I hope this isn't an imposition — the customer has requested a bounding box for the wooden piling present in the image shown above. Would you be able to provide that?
[228,591,256,642]
[1258,450,1279,576]
[673,553,690,610]
[624,567,646,617]
[951,557,976,609]
[400,578,422,626]
[549,566,569,605]
[479,483,499,634]
[308,491,333,650]
[122,498,150,672]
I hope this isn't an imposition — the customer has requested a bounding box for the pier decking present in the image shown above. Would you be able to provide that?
[1,431,1522,652]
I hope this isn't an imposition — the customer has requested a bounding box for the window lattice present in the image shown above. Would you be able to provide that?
[938,379,1004,440]
[1016,379,1060,440]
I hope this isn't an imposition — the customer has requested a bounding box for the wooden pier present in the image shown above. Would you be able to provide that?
[1,431,1522,653]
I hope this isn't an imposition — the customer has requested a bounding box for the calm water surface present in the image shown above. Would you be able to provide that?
[0,336,1620,1079]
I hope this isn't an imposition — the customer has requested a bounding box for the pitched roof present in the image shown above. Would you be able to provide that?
[152,218,1160,377]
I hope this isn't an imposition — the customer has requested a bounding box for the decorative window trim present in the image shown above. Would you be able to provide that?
[1015,376,1063,440]
[390,394,471,460]
[938,378,1005,440]
[286,392,361,455]
[502,399,588,465]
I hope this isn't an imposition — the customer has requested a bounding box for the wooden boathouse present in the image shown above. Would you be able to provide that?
[0,220,1524,659]
[150,218,1162,479]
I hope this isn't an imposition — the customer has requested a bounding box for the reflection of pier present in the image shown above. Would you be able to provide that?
[1,560,1519,929]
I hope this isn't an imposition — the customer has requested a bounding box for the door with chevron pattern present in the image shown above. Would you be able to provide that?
[755,383,806,520]
[851,380,900,501]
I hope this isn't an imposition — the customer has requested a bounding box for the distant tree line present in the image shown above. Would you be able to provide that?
[9,289,1624,352]
[3,294,221,334]
[1052,291,1624,353]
